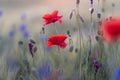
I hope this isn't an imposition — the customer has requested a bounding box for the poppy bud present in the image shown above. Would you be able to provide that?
[18,41,23,45]
[69,11,73,20]
[76,0,80,5]
[111,3,115,7]
[42,27,45,34]
[101,8,105,13]
[67,30,70,35]
[79,16,84,23]
[97,30,103,36]
[95,36,99,41]
[67,30,71,37]
[89,7,94,14]
[75,48,78,53]
[90,0,93,5]
[97,13,101,19]
[69,45,74,52]
[30,39,36,44]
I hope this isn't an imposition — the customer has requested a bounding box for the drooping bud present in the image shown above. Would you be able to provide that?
[67,30,71,37]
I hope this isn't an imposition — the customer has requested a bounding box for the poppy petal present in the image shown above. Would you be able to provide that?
[101,17,120,42]
[49,35,58,41]
[52,10,58,17]
[42,14,51,19]
[59,42,67,48]
[58,34,67,41]
[42,10,62,26]
[58,19,62,24]
[47,41,53,46]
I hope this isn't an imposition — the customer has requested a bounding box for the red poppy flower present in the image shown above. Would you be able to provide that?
[100,17,120,42]
[42,10,62,26]
[47,34,67,48]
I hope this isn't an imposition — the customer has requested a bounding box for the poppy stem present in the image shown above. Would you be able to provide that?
[74,4,82,79]
[97,0,100,13]
[53,23,61,53]
[90,14,93,23]
[43,37,46,59]
[53,23,58,34]
[58,46,61,54]
[101,0,106,17]
[75,5,81,50]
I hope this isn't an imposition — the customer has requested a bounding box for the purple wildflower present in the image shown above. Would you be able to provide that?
[28,40,37,57]
[39,34,48,42]
[93,58,102,75]
[93,58,102,68]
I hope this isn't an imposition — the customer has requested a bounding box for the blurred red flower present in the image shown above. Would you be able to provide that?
[42,10,62,26]
[100,17,120,42]
[47,34,67,48]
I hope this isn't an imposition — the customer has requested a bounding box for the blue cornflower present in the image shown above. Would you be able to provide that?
[24,75,33,80]
[8,24,16,37]
[23,31,30,38]
[44,45,51,51]
[6,57,19,71]
[21,13,27,20]
[37,62,51,79]
[19,23,27,32]
[39,34,48,42]
[112,67,120,80]
[0,11,3,17]
[8,30,15,37]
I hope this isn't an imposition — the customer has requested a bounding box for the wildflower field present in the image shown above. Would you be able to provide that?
[0,0,120,80]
